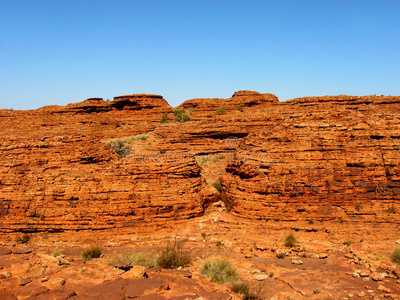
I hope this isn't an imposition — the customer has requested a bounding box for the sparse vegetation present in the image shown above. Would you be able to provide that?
[201,260,239,284]
[106,134,149,157]
[276,252,286,259]
[107,140,131,157]
[388,203,397,214]
[201,232,207,240]
[215,108,227,115]
[160,112,169,123]
[390,247,400,265]
[284,233,297,247]
[216,240,222,247]
[52,250,62,257]
[231,281,264,300]
[355,203,362,212]
[109,252,155,266]
[196,155,225,166]
[211,181,222,192]
[231,281,250,295]
[308,218,314,224]
[343,241,353,246]
[123,133,150,143]
[173,109,190,122]
[313,288,321,294]
[156,238,191,269]
[237,104,245,111]
[81,245,102,260]
[15,233,30,244]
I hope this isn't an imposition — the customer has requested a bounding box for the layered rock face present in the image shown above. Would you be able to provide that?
[0,94,200,232]
[176,90,278,120]
[111,94,171,112]
[222,96,400,223]
[0,92,399,232]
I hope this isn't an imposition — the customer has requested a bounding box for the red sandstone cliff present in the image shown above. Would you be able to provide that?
[0,91,399,232]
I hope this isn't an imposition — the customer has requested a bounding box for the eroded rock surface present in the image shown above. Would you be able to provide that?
[0,92,399,232]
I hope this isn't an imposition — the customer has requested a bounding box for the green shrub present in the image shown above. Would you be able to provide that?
[201,260,239,284]
[157,238,191,269]
[343,241,353,246]
[211,181,222,192]
[107,140,130,157]
[160,112,169,123]
[173,109,190,122]
[237,104,245,110]
[284,233,298,247]
[216,240,222,247]
[215,108,226,115]
[391,247,400,265]
[201,232,207,240]
[109,252,155,266]
[81,245,102,260]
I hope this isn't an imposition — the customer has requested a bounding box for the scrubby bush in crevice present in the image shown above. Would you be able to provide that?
[215,107,227,115]
[106,133,150,157]
[107,140,130,157]
[211,181,222,192]
[173,109,190,122]
[160,112,169,123]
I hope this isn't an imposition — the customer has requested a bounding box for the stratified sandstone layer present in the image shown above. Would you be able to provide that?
[222,95,400,223]
[0,91,399,232]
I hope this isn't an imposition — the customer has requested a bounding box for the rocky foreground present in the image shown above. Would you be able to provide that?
[0,91,400,299]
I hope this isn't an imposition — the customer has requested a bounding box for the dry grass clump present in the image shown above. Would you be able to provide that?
[157,238,191,269]
[391,247,400,265]
[196,155,225,166]
[109,252,155,266]
[284,232,297,247]
[81,245,102,260]
[15,233,30,244]
[201,260,239,284]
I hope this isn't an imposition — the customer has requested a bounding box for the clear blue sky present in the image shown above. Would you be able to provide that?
[1,0,399,109]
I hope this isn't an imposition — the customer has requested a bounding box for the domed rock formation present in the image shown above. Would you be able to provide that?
[0,91,399,232]
[110,94,171,112]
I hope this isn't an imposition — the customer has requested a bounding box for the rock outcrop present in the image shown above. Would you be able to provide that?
[222,95,400,222]
[176,90,278,120]
[110,94,171,112]
[0,92,399,232]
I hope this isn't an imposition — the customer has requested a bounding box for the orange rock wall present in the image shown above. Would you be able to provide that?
[1,92,400,232]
